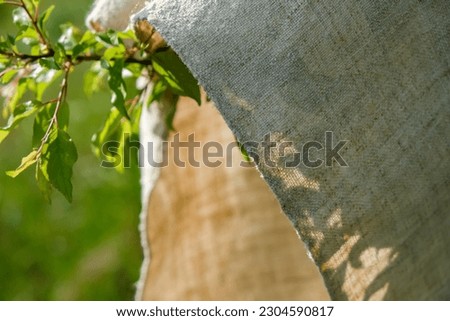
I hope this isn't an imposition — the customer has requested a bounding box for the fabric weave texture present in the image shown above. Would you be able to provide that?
[135,0,450,299]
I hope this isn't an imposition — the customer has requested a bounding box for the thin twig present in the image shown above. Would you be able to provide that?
[19,0,52,52]
[2,1,22,6]
[33,0,39,21]
[36,63,71,156]
[71,54,153,66]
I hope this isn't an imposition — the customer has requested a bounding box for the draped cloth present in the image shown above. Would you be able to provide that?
[134,0,450,299]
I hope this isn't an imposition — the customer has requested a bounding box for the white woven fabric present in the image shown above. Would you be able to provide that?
[135,0,450,299]
[86,0,145,31]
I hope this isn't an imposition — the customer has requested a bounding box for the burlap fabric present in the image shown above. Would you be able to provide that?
[134,0,450,299]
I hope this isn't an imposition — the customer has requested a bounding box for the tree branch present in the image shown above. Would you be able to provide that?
[0,49,154,66]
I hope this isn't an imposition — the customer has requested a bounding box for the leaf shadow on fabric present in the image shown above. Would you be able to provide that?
[259,151,449,300]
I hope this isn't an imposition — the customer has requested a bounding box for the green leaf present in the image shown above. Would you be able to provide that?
[31,101,68,147]
[152,50,201,105]
[6,150,39,178]
[116,120,133,173]
[237,141,252,163]
[79,30,97,45]
[144,80,178,130]
[32,102,54,148]
[46,128,78,203]
[117,29,138,43]
[0,100,40,144]
[0,36,11,51]
[103,45,126,61]
[83,62,107,96]
[124,63,144,78]
[0,130,9,143]
[91,107,122,158]
[53,43,66,68]
[15,27,40,49]
[164,95,178,131]
[71,30,98,58]
[15,26,39,40]
[106,59,129,119]
[36,160,52,203]
[97,30,122,47]
[148,79,168,104]
[37,5,55,32]
[39,58,61,70]
[57,101,70,130]
[3,77,29,117]
[7,34,16,48]
[0,69,18,84]
[90,105,143,173]
[130,102,142,136]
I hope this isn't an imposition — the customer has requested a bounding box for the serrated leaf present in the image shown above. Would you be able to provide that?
[46,129,78,203]
[6,150,38,178]
[152,50,201,105]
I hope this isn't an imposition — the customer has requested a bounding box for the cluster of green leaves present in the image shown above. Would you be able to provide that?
[0,0,200,202]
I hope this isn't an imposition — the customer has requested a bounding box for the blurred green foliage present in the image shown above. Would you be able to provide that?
[0,1,142,300]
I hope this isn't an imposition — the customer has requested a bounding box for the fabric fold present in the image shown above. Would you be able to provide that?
[135,0,450,299]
